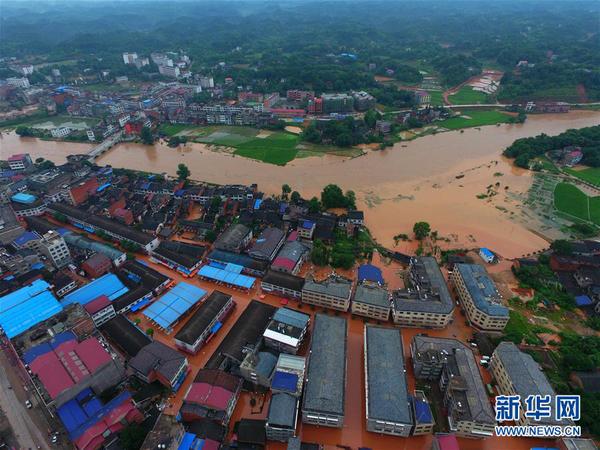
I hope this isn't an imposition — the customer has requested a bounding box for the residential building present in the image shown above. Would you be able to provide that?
[271,241,309,275]
[263,307,310,355]
[239,350,278,388]
[81,252,112,278]
[271,353,306,397]
[129,341,189,391]
[261,269,305,300]
[451,263,509,332]
[7,153,32,171]
[415,90,431,105]
[248,227,285,261]
[50,127,71,138]
[159,65,180,78]
[322,93,354,113]
[214,223,252,253]
[100,315,152,359]
[39,230,72,269]
[122,52,139,64]
[391,257,454,328]
[410,336,495,438]
[558,438,599,450]
[352,91,376,111]
[83,294,116,327]
[412,390,435,435]
[174,290,235,354]
[352,284,390,320]
[286,90,315,102]
[266,393,299,442]
[47,203,160,253]
[364,325,413,436]
[297,219,316,240]
[302,274,353,311]
[181,369,242,425]
[0,206,25,244]
[6,77,30,89]
[490,341,570,428]
[302,314,347,428]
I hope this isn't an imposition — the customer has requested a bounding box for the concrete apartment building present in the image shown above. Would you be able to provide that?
[351,284,390,320]
[302,275,353,312]
[260,269,305,300]
[451,263,509,332]
[411,336,495,438]
[214,223,252,253]
[392,257,454,328]
[302,314,347,428]
[364,325,413,437]
[39,230,72,269]
[490,342,570,428]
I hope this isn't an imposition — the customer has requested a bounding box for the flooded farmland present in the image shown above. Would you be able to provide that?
[2,110,599,259]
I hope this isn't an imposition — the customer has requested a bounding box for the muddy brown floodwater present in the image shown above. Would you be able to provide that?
[2,110,599,258]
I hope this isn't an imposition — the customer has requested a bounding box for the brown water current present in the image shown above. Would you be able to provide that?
[2,110,599,259]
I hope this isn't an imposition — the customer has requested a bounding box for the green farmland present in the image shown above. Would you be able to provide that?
[448,86,489,105]
[564,167,600,187]
[436,110,512,130]
[553,182,600,225]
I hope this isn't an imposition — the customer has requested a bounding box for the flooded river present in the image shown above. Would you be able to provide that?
[2,110,599,258]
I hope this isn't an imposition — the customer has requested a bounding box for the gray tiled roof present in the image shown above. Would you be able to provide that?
[303,314,347,416]
[214,223,250,250]
[268,393,298,428]
[392,257,454,314]
[303,275,352,300]
[248,227,285,259]
[354,284,389,308]
[129,341,187,381]
[495,342,564,425]
[455,264,508,317]
[365,325,412,425]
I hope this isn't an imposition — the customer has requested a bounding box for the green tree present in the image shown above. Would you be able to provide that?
[302,124,321,143]
[177,163,190,180]
[120,424,147,450]
[308,196,321,213]
[15,126,34,137]
[210,196,222,213]
[321,184,346,209]
[413,221,431,240]
[345,190,356,209]
[281,184,291,199]
[53,212,67,223]
[140,126,154,145]
[311,240,329,266]
[364,109,381,129]
[146,328,154,337]
[204,230,217,243]
[290,191,301,204]
[335,133,353,147]
[551,239,573,255]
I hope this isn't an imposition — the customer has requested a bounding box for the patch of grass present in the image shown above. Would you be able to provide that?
[159,124,195,137]
[436,110,511,130]
[534,156,560,174]
[233,133,300,165]
[553,182,600,225]
[448,86,489,105]
[565,167,600,187]
[429,91,444,106]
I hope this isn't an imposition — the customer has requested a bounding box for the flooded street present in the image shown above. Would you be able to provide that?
[2,110,599,258]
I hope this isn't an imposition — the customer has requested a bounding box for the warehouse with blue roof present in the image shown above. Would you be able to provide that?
[143,282,207,333]
[451,263,509,332]
[0,279,63,338]
[62,273,129,306]
[198,263,256,290]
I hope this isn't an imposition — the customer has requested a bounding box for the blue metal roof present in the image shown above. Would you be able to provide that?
[13,231,40,247]
[96,182,111,192]
[178,433,196,450]
[413,396,433,424]
[273,307,310,329]
[0,279,63,338]
[271,371,298,393]
[480,247,495,258]
[254,199,262,210]
[143,282,206,331]
[576,295,593,306]
[11,192,37,204]
[62,273,129,306]
[198,264,255,289]
[357,264,384,284]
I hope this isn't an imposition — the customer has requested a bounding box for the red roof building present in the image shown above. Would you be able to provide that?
[180,369,242,425]
[81,253,112,278]
[69,177,99,206]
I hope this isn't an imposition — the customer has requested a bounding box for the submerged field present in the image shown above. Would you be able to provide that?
[553,182,600,225]
[158,124,361,165]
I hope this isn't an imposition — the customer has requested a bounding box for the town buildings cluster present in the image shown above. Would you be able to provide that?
[0,152,596,450]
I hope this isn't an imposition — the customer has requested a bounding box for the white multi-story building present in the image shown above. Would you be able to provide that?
[40,230,72,269]
[6,77,30,89]
[122,52,138,64]
[50,127,72,138]
[158,65,180,78]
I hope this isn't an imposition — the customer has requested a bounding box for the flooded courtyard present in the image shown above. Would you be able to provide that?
[2,110,599,259]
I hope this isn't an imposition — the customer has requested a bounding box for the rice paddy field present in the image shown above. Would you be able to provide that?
[553,182,600,225]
